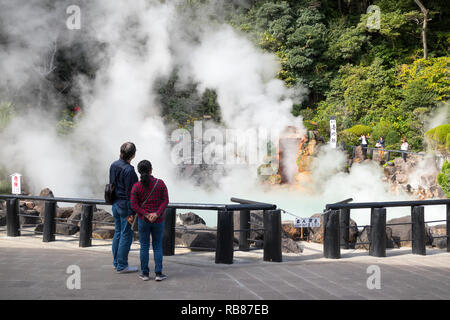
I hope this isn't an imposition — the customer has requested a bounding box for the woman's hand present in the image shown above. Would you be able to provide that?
[145,212,158,223]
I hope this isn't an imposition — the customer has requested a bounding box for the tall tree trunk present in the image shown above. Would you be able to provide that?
[414,0,428,59]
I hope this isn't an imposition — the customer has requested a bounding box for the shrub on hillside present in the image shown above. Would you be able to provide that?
[437,161,450,198]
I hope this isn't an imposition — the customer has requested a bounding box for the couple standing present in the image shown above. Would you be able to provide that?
[109,142,169,281]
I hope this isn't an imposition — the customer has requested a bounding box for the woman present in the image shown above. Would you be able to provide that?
[358,134,369,159]
[376,136,385,160]
[130,160,169,281]
[400,138,409,161]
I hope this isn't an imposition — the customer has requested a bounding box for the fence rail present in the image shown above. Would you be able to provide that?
[323,199,450,259]
[0,194,282,264]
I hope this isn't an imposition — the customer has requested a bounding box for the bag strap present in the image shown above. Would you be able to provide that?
[140,179,159,208]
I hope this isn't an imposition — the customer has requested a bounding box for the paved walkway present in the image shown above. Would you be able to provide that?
[0,229,449,300]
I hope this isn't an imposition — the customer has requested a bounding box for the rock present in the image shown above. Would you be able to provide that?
[354,145,364,162]
[308,213,324,243]
[56,224,79,235]
[432,238,447,249]
[92,227,115,240]
[282,221,302,241]
[73,203,98,215]
[387,216,412,247]
[34,224,43,234]
[35,188,57,216]
[356,227,371,250]
[24,201,35,209]
[282,238,303,253]
[19,209,40,225]
[393,157,405,167]
[177,212,206,226]
[395,173,409,184]
[67,211,82,226]
[175,224,217,251]
[56,207,74,219]
[103,215,115,224]
[93,209,112,221]
[384,166,396,178]
[0,210,6,226]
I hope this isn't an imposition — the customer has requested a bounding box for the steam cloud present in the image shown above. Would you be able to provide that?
[0,0,446,227]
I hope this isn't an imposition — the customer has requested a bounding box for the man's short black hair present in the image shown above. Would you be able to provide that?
[120,142,136,161]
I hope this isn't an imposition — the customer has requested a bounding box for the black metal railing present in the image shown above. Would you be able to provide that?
[346,144,426,162]
[0,194,281,264]
[323,199,450,258]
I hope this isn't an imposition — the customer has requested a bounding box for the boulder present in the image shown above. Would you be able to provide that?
[35,188,57,216]
[67,211,82,226]
[0,210,6,226]
[19,209,41,225]
[56,224,79,236]
[356,227,371,250]
[432,238,447,249]
[282,221,302,241]
[175,224,217,251]
[395,173,409,184]
[73,203,98,215]
[384,166,396,178]
[282,238,303,253]
[93,209,112,221]
[177,212,206,226]
[103,215,115,224]
[34,224,43,234]
[387,216,413,247]
[92,227,115,240]
[308,213,324,243]
[56,207,74,219]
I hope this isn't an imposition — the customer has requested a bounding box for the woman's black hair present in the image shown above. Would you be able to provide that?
[137,160,152,187]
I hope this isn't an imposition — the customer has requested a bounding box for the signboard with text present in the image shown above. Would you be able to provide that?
[294,217,321,228]
[329,116,337,148]
[10,173,22,195]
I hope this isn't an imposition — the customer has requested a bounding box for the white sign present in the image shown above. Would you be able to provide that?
[10,173,21,195]
[330,116,337,148]
[294,217,321,228]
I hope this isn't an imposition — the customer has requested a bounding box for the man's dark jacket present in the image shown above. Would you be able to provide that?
[109,159,138,216]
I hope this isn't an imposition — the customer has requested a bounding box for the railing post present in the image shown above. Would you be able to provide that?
[386,151,390,162]
[339,208,350,249]
[215,210,234,264]
[370,207,386,257]
[324,210,340,259]
[411,206,426,255]
[79,204,93,248]
[162,208,176,256]
[239,209,250,251]
[6,198,20,237]
[263,209,282,262]
[446,204,449,253]
[42,201,56,242]
[370,148,374,160]
[352,147,356,159]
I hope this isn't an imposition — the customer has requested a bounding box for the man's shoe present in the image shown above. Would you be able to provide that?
[116,266,138,274]
[155,272,167,281]
[139,273,150,281]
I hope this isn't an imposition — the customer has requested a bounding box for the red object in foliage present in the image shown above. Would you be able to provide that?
[73,106,81,112]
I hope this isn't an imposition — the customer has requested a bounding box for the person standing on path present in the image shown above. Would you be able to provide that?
[130,160,169,281]
[400,138,409,161]
[110,142,139,273]
[358,134,369,159]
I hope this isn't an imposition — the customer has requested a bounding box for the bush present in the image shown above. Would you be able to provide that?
[426,124,450,144]
[385,130,400,147]
[344,124,372,137]
[437,160,450,198]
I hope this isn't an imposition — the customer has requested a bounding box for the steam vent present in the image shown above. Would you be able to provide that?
[278,126,306,184]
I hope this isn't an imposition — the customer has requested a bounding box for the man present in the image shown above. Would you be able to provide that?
[110,142,139,273]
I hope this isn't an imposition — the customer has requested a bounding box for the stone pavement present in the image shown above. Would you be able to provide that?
[0,228,449,300]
